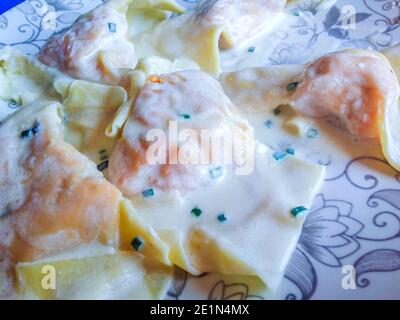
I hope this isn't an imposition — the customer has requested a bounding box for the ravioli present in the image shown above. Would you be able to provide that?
[221,49,400,171]
[38,0,136,85]
[291,49,400,170]
[220,64,304,113]
[15,251,171,300]
[38,0,184,85]
[109,70,326,289]
[197,0,286,49]
[0,102,122,296]
[109,70,252,194]
[106,55,200,138]
[0,48,131,165]
[0,47,58,111]
[53,78,128,164]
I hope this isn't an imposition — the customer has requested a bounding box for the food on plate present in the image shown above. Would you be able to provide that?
[221,49,400,172]
[38,0,136,84]
[38,0,184,84]
[0,0,398,300]
[196,0,286,49]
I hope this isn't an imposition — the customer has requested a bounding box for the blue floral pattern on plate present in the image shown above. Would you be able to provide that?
[1,0,400,299]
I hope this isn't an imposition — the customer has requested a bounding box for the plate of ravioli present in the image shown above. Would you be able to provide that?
[0,0,400,300]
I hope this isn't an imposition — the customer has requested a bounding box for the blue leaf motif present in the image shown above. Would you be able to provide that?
[354,13,372,23]
[368,189,400,210]
[284,249,317,300]
[325,199,353,217]
[323,6,341,30]
[208,281,247,300]
[354,249,400,287]
[0,15,8,29]
[47,0,83,11]
[339,217,363,237]
[208,281,263,300]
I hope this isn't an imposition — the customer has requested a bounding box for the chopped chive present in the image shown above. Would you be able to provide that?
[209,166,223,179]
[131,236,144,251]
[287,81,299,91]
[248,46,256,53]
[290,206,308,217]
[293,11,300,16]
[108,22,116,33]
[217,213,227,222]
[286,148,295,155]
[273,151,287,161]
[265,120,273,128]
[97,160,109,172]
[21,125,32,137]
[273,106,282,116]
[179,113,191,120]
[142,188,155,198]
[191,207,202,217]
[306,128,319,139]
[20,121,40,138]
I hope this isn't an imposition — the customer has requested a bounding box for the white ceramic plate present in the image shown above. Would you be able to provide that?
[1,0,400,300]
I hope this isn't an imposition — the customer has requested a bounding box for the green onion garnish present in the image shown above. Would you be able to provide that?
[273,151,287,161]
[287,82,299,91]
[108,22,116,33]
[20,121,40,139]
[306,128,319,139]
[273,106,282,116]
[290,206,308,217]
[179,113,191,120]
[131,236,144,251]
[265,120,273,128]
[209,166,223,179]
[99,149,107,154]
[97,160,109,172]
[191,207,202,217]
[248,46,256,53]
[293,11,300,16]
[217,213,227,222]
[142,188,155,198]
[286,148,295,155]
